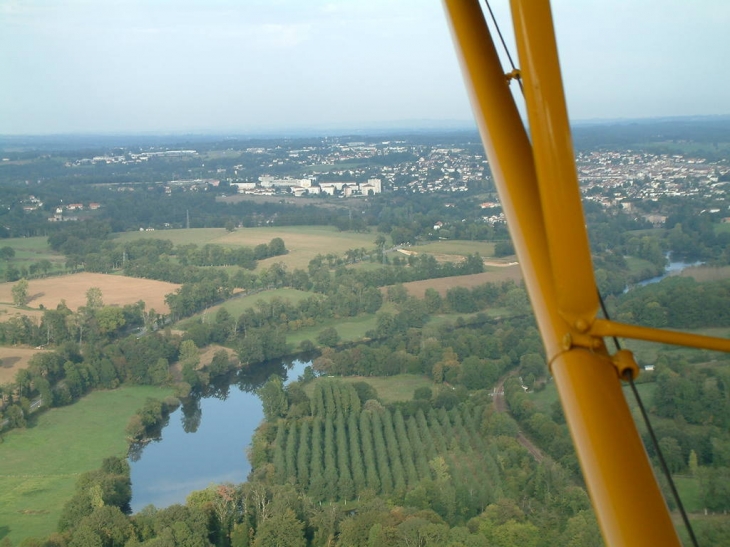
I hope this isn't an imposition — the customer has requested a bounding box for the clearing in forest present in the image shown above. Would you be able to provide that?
[679,265,730,283]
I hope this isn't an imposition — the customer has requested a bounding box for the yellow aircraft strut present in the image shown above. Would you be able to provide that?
[443,0,730,544]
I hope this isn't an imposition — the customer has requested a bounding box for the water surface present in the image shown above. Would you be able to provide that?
[128,358,309,511]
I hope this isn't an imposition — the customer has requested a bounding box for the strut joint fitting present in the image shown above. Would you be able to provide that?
[612,349,640,382]
[505,69,521,83]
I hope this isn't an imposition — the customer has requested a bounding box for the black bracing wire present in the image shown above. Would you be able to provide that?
[598,291,699,547]
[479,0,700,540]
[626,374,699,547]
[479,1,697,536]
[598,295,621,352]
[483,0,524,94]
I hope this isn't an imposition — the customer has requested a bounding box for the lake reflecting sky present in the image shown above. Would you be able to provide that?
[128,359,308,511]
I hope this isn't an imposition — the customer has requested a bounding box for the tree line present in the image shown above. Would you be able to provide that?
[610,276,730,329]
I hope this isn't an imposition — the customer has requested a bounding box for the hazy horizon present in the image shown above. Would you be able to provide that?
[6,114,730,142]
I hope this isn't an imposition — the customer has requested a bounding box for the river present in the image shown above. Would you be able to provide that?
[128,357,310,512]
[628,258,703,290]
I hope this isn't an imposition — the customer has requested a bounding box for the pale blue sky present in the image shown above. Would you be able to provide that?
[1,0,729,134]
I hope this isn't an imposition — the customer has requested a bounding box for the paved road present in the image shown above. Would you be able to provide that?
[493,372,545,463]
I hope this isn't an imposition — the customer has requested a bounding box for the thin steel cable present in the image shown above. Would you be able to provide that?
[626,373,699,547]
[481,1,698,539]
[598,290,621,351]
[599,291,699,546]
[483,0,524,94]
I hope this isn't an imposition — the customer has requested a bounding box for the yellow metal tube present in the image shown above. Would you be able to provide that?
[552,350,680,546]
[441,0,568,360]
[510,0,598,327]
[592,318,730,353]
[443,1,682,544]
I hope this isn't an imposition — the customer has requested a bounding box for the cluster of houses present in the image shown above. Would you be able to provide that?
[577,151,730,210]
[48,202,101,222]
[230,176,383,198]
[67,150,198,167]
[479,201,507,225]
[27,138,730,233]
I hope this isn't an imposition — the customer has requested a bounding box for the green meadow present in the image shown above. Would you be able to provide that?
[0,236,65,278]
[0,385,172,544]
[182,288,315,324]
[286,314,381,349]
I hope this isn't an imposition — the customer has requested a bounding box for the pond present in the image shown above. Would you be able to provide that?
[128,357,310,512]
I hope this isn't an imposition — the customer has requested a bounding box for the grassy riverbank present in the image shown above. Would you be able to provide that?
[0,385,172,544]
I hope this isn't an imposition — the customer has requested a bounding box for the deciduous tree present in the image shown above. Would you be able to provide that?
[253,508,306,547]
[11,278,28,307]
[0,246,15,261]
[317,326,340,347]
[86,287,104,310]
[258,374,288,423]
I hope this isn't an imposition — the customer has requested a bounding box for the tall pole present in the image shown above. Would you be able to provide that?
[442,1,681,544]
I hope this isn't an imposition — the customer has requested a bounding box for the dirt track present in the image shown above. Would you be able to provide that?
[493,371,545,462]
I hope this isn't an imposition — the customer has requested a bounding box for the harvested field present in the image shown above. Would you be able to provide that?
[397,244,515,267]
[220,227,376,271]
[0,304,43,323]
[397,265,523,298]
[0,273,180,315]
[113,228,516,273]
[0,347,47,385]
[397,249,465,264]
